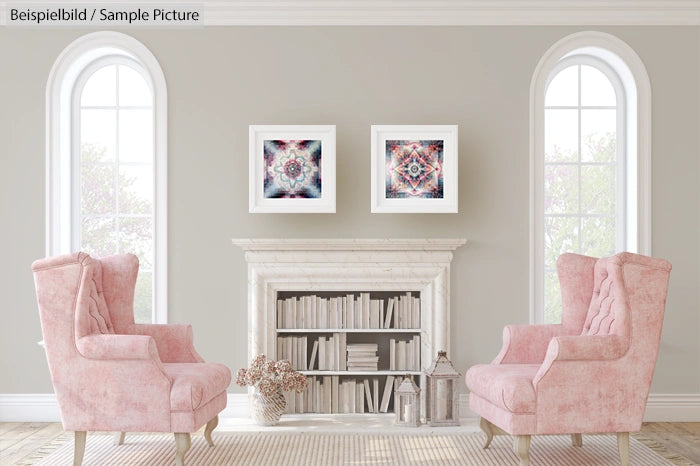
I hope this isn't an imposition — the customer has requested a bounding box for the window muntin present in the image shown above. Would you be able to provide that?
[75,58,155,323]
[542,56,625,323]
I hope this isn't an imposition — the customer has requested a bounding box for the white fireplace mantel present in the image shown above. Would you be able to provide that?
[232,238,467,366]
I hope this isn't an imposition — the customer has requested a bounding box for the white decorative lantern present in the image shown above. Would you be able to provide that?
[394,374,421,427]
[424,350,460,426]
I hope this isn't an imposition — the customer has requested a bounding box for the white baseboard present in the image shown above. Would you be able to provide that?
[2,392,699,423]
[0,394,62,422]
[643,394,700,422]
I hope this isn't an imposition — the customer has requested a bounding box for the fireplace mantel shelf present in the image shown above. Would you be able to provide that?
[232,238,467,252]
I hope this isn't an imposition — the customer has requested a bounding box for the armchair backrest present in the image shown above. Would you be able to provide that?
[566,252,671,429]
[581,254,631,338]
[32,252,114,345]
[582,253,671,340]
[547,252,671,432]
[31,252,139,391]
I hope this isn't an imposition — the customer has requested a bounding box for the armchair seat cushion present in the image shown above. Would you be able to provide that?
[164,363,232,412]
[466,364,539,414]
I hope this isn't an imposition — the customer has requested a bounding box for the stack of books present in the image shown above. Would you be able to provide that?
[346,343,379,371]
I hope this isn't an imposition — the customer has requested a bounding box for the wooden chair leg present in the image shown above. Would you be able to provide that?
[513,435,531,466]
[571,433,582,447]
[174,432,191,466]
[204,415,219,447]
[114,432,126,446]
[617,432,630,466]
[479,417,495,449]
[73,431,86,466]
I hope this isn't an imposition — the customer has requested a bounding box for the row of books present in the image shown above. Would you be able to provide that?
[277,292,420,329]
[277,334,421,372]
[284,375,399,414]
[389,336,421,371]
[277,334,348,371]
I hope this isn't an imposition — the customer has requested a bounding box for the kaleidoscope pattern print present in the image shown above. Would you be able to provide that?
[264,140,322,199]
[385,140,444,198]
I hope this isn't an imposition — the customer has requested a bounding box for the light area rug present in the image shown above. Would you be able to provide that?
[31,431,676,466]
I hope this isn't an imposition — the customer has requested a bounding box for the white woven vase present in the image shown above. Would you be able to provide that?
[251,389,287,426]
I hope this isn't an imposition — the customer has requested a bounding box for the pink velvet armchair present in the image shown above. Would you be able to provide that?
[32,252,231,466]
[466,252,671,466]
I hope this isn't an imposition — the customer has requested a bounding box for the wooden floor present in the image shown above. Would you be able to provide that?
[0,422,698,465]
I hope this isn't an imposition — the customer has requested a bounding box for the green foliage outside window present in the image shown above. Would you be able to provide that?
[544,133,617,323]
[80,143,153,323]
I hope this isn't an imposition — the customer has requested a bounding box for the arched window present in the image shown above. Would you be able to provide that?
[531,31,651,324]
[47,32,167,323]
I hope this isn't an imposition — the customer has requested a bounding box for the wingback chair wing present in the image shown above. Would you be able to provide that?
[465,252,672,466]
[32,252,232,466]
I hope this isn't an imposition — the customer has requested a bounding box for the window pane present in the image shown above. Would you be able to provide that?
[545,165,579,214]
[119,109,153,164]
[118,65,152,107]
[81,109,116,161]
[80,152,115,215]
[545,109,578,162]
[581,165,616,215]
[581,216,617,258]
[81,217,117,257]
[581,109,616,162]
[544,270,562,324]
[119,217,153,270]
[119,165,153,215]
[133,271,152,324]
[544,216,579,267]
[81,65,116,107]
[545,65,578,107]
[581,65,616,107]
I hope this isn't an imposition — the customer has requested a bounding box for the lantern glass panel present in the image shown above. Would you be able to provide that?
[436,379,454,421]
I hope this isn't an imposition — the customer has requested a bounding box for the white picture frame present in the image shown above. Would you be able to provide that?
[371,125,458,213]
[249,125,336,213]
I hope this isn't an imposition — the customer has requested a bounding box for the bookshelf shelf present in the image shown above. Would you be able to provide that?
[277,328,421,333]
[300,370,421,376]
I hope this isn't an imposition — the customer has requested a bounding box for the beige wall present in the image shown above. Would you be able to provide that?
[1,26,697,395]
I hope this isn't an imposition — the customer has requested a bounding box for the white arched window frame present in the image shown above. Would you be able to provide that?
[530,31,652,323]
[46,31,168,323]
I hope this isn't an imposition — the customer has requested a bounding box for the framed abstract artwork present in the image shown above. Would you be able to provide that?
[249,125,336,213]
[371,125,458,213]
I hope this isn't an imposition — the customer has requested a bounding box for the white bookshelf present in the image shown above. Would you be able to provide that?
[276,291,422,415]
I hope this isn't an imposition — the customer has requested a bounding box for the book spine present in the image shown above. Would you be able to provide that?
[331,375,339,414]
[364,379,373,413]
[379,299,384,329]
[277,299,284,329]
[413,335,420,370]
[389,338,395,371]
[357,382,365,414]
[373,378,379,414]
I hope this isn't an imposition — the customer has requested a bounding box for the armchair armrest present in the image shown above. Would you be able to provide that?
[533,334,628,386]
[76,334,160,361]
[130,324,204,363]
[493,324,567,364]
[544,334,627,362]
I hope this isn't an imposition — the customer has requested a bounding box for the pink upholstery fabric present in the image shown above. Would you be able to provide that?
[165,363,231,412]
[465,364,539,413]
[466,252,671,436]
[32,252,231,434]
